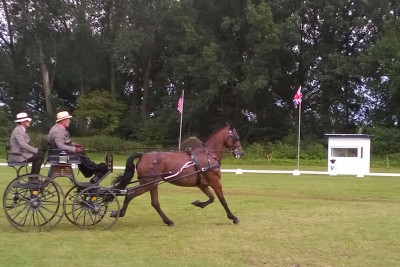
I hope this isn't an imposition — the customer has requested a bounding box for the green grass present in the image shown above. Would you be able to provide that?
[1,166,400,266]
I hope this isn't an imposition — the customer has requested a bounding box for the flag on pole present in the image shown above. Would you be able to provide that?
[177,92,184,114]
[177,90,185,149]
[293,86,302,108]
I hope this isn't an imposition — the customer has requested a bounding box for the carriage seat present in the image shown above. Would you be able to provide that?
[47,150,81,165]
[5,142,28,177]
[46,147,81,165]
[5,142,29,167]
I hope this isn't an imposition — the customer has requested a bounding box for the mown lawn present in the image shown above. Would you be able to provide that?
[0,165,400,266]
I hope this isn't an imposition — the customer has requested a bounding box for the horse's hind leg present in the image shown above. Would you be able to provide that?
[192,185,214,208]
[111,193,134,218]
[211,181,240,224]
[150,186,174,226]
[111,188,147,218]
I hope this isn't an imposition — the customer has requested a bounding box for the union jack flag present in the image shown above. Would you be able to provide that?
[293,86,302,108]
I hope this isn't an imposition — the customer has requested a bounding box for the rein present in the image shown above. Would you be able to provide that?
[81,146,233,154]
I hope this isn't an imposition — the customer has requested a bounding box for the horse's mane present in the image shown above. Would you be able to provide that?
[203,122,234,144]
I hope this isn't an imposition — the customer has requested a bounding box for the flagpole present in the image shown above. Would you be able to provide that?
[178,90,184,150]
[296,100,301,171]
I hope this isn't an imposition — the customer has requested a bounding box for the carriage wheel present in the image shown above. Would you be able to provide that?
[64,185,80,225]
[72,186,120,230]
[66,186,103,227]
[3,174,65,232]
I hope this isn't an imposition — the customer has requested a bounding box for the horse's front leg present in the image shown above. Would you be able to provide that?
[192,185,214,208]
[211,181,240,224]
[150,186,174,226]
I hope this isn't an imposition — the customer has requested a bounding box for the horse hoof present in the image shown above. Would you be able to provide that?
[233,217,240,224]
[167,222,175,227]
[192,200,207,208]
[191,200,201,207]
[110,210,124,218]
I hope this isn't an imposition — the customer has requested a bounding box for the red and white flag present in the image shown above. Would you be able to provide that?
[293,86,302,108]
[177,92,184,114]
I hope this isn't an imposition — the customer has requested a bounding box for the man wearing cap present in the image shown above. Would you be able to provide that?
[9,112,44,175]
[47,111,108,183]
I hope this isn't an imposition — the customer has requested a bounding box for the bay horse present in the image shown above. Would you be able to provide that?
[111,122,244,226]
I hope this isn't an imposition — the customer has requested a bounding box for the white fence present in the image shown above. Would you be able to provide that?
[2,163,400,177]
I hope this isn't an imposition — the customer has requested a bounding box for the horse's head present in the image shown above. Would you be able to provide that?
[225,122,244,158]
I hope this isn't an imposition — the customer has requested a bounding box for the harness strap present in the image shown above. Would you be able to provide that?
[164,161,195,180]
[186,149,203,186]
[204,147,221,164]
[162,163,220,184]
[137,160,195,180]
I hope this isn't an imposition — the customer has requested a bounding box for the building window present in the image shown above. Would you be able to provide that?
[331,148,358,157]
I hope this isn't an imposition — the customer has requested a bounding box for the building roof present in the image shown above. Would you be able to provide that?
[324,134,373,139]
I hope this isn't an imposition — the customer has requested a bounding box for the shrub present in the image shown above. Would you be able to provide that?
[302,143,326,160]
[270,142,297,159]
[73,135,144,154]
[245,142,269,159]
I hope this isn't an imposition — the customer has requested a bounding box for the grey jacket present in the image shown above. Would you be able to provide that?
[47,123,76,153]
[9,125,39,162]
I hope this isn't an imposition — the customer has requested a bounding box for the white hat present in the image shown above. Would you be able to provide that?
[14,112,32,123]
[56,111,73,122]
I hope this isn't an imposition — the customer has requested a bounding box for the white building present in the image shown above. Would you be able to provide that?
[325,134,372,176]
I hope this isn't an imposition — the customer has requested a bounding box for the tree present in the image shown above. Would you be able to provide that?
[294,0,388,135]
[74,90,125,135]
[114,0,168,118]
[0,0,41,114]
[360,17,400,127]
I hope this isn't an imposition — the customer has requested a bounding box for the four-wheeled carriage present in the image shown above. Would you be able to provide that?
[2,145,119,232]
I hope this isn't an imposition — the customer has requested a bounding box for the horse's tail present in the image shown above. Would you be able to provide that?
[112,153,142,189]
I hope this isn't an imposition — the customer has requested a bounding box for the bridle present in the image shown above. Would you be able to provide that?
[228,130,242,158]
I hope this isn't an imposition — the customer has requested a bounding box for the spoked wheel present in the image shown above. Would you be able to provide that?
[3,174,65,232]
[64,185,80,225]
[72,186,120,230]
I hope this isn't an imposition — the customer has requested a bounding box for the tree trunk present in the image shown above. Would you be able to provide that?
[77,79,86,135]
[110,58,116,95]
[38,39,54,115]
[107,0,116,96]
[142,56,152,117]
[131,67,141,110]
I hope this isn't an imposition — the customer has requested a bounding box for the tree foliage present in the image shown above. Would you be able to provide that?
[1,0,400,156]
[74,90,125,135]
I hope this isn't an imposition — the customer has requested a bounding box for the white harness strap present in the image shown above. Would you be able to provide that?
[164,161,195,180]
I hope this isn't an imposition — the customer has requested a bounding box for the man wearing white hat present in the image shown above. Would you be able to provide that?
[47,111,108,183]
[9,112,44,175]
[47,111,79,153]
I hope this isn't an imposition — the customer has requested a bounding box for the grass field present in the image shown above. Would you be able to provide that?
[1,165,400,266]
